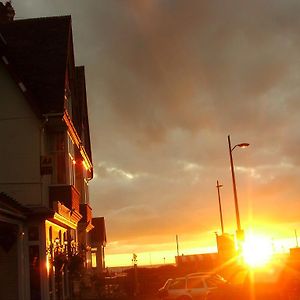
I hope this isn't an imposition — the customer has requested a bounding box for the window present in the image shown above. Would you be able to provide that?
[83,178,89,204]
[67,133,76,185]
[206,275,226,288]
[187,277,204,289]
[54,133,66,184]
[169,279,185,290]
[91,252,97,268]
[49,132,66,184]
[49,226,52,242]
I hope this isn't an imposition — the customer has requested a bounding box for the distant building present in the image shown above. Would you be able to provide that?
[90,217,107,273]
[176,253,219,273]
[216,232,236,263]
[289,247,300,268]
[175,233,237,275]
[0,10,97,300]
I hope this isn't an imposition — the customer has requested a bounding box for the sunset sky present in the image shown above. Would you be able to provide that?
[12,0,300,267]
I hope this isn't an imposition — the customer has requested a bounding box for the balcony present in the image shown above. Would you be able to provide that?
[49,185,80,212]
[80,203,92,224]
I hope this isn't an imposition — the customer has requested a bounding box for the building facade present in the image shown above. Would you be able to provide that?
[0,10,96,300]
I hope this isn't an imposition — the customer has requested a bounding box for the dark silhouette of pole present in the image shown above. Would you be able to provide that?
[216,180,224,234]
[228,135,241,234]
[132,253,138,297]
[228,135,249,242]
[176,235,179,257]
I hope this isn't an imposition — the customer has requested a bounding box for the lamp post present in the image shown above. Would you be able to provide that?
[228,135,249,243]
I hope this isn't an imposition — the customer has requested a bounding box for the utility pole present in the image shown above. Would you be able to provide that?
[176,234,180,257]
[216,180,224,234]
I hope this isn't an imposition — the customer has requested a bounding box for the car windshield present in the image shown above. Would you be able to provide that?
[205,275,227,288]
[169,278,185,290]
[162,279,173,289]
[187,277,204,289]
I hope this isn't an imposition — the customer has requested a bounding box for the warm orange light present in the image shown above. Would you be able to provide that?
[82,160,89,170]
[242,234,273,268]
[91,252,97,268]
[46,254,50,273]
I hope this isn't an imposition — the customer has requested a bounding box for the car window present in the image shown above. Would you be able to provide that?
[187,277,204,289]
[206,275,226,288]
[169,278,185,290]
[162,279,173,289]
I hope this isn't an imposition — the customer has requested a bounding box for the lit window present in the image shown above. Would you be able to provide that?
[91,252,97,268]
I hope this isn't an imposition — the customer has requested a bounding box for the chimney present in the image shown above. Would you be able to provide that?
[0,1,15,24]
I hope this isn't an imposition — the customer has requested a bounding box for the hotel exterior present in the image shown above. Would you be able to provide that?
[0,5,106,300]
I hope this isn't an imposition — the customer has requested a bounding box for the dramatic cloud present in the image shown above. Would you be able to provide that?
[13,0,300,265]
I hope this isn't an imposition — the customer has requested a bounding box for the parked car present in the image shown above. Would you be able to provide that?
[205,267,247,300]
[158,272,227,300]
[206,264,300,300]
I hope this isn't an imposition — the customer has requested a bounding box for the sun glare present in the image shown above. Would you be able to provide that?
[242,234,273,268]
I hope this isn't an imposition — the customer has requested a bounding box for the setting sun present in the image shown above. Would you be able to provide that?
[242,234,273,267]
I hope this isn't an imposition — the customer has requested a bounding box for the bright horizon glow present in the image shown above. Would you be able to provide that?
[105,251,176,268]
[104,232,298,268]
[105,245,218,268]
[242,234,273,267]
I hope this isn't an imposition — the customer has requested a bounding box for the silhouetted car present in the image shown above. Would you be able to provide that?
[205,267,247,300]
[158,272,227,300]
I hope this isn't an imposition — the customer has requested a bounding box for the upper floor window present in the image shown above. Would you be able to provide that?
[67,133,76,186]
[49,132,76,186]
[83,178,89,204]
[50,132,66,184]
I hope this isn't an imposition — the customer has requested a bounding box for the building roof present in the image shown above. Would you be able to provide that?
[0,192,29,219]
[74,66,93,163]
[0,15,72,115]
[0,15,93,168]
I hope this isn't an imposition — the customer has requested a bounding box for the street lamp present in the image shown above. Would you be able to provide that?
[228,135,249,243]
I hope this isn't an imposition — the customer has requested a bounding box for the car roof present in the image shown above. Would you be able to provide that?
[187,272,214,276]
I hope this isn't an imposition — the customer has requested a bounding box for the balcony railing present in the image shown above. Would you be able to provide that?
[80,203,92,224]
[49,185,80,212]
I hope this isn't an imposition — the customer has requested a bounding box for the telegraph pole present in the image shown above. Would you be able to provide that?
[216,180,224,234]
[176,234,180,257]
